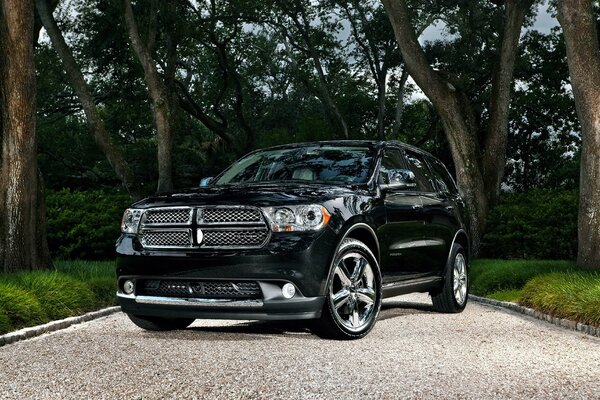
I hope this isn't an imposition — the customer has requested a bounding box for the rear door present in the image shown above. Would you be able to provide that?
[405,150,457,275]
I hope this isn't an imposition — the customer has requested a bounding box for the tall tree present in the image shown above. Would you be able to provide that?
[268,0,350,139]
[557,0,600,269]
[124,0,174,193]
[0,0,51,272]
[382,0,533,254]
[35,0,142,200]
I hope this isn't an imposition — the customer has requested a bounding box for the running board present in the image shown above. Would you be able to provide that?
[382,276,443,298]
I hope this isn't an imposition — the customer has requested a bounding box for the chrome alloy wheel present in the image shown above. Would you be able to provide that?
[453,253,468,305]
[329,252,377,332]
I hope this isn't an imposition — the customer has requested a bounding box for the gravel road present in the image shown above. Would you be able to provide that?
[1,293,599,399]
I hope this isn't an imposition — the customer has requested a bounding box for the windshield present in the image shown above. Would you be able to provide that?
[214,145,375,186]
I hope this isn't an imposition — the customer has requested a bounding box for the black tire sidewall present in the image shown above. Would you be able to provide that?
[447,243,468,311]
[323,238,382,339]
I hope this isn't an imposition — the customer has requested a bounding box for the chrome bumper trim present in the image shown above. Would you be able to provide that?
[117,293,264,308]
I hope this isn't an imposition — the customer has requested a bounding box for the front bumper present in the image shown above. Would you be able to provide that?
[116,228,337,320]
[117,291,325,320]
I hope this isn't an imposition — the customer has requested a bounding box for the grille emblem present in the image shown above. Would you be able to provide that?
[197,229,204,244]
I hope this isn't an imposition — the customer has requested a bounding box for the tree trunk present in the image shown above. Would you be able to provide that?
[35,0,142,200]
[392,69,409,138]
[0,0,51,272]
[124,0,173,193]
[382,0,531,255]
[376,67,388,140]
[482,0,530,206]
[558,0,600,269]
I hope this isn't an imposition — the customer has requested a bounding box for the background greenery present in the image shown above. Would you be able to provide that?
[470,259,600,327]
[0,261,115,334]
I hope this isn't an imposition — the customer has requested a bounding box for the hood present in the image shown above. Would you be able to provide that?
[132,182,360,209]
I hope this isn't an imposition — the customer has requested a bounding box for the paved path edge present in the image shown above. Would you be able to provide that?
[470,295,599,338]
[0,306,121,347]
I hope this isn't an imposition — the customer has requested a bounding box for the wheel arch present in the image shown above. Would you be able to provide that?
[340,222,380,264]
[450,229,470,263]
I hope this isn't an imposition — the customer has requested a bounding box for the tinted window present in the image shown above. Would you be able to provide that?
[428,157,458,194]
[214,146,375,185]
[405,150,435,192]
[378,148,406,184]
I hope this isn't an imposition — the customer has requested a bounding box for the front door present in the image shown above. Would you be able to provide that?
[377,147,426,283]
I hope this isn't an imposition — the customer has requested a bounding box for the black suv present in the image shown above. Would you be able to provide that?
[117,141,469,339]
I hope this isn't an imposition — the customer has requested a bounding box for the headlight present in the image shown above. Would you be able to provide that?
[121,208,143,234]
[262,205,331,232]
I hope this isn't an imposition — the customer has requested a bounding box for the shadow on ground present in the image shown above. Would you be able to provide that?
[136,297,434,341]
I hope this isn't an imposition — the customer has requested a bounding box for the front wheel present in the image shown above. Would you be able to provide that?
[431,243,468,313]
[127,314,195,331]
[313,238,382,340]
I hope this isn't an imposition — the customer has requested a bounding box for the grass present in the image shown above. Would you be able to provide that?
[485,289,523,303]
[470,259,576,296]
[521,272,600,327]
[472,259,600,328]
[0,260,115,335]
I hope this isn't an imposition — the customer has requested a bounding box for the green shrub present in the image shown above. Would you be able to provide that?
[521,272,600,327]
[13,272,96,320]
[481,189,578,259]
[46,189,131,259]
[0,261,117,334]
[470,259,575,296]
[86,277,117,307]
[0,312,11,335]
[0,283,47,333]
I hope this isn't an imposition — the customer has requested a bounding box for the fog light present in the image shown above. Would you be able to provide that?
[282,283,296,299]
[123,280,135,295]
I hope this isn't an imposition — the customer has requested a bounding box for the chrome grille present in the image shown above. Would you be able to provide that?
[198,207,262,224]
[202,228,269,248]
[144,208,192,225]
[197,206,269,250]
[138,206,269,250]
[138,280,261,299]
[140,230,192,248]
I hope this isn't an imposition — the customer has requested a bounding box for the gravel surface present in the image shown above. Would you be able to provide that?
[1,293,599,399]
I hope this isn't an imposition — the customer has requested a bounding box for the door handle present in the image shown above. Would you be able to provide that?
[445,206,454,211]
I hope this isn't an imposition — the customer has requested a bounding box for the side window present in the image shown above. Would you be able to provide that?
[404,150,435,192]
[378,148,406,184]
[428,158,458,194]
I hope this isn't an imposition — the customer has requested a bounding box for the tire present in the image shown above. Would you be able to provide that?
[127,314,195,331]
[431,243,468,313]
[312,238,382,340]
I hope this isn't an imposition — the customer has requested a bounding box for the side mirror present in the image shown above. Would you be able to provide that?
[380,169,417,191]
[200,177,214,187]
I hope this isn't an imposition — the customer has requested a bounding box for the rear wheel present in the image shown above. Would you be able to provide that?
[432,243,468,313]
[127,314,194,331]
[313,238,382,340]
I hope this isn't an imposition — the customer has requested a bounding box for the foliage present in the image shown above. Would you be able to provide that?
[46,189,131,260]
[469,259,600,327]
[507,28,580,191]
[470,259,575,296]
[521,272,600,327]
[0,260,115,334]
[480,189,578,259]
[0,283,47,334]
[10,273,96,320]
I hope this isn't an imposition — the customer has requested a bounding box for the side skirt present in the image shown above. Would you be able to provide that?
[381,276,443,299]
